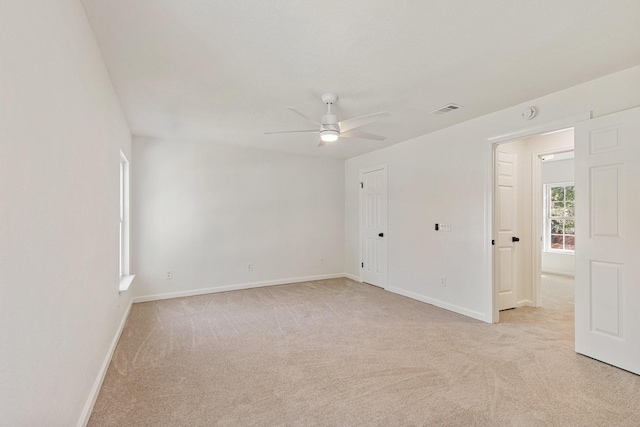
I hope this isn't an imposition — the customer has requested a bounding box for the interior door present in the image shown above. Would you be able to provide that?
[361,167,387,288]
[496,150,518,310]
[575,106,640,375]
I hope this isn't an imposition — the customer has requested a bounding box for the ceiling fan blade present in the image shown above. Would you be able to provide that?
[339,111,390,133]
[264,129,319,135]
[340,129,386,141]
[317,140,326,147]
[287,107,321,126]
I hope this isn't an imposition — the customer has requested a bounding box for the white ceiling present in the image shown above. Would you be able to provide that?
[81,0,640,159]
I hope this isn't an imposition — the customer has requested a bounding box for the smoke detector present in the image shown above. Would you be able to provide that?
[522,106,538,120]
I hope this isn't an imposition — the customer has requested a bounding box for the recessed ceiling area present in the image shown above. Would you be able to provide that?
[81,0,640,159]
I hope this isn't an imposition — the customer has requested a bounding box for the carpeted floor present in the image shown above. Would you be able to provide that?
[89,275,640,426]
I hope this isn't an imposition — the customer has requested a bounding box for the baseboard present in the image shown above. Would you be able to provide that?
[77,299,133,427]
[542,269,575,278]
[343,273,361,282]
[386,286,486,322]
[132,273,346,303]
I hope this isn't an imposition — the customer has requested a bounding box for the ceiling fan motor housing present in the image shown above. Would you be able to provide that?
[320,112,339,142]
[321,93,339,136]
[322,113,338,126]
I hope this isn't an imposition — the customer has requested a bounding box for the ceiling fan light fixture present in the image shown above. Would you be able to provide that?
[266,93,388,147]
[320,129,339,142]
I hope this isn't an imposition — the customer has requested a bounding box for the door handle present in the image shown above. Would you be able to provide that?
[512,236,520,242]
[378,233,384,237]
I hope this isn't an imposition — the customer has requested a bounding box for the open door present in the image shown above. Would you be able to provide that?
[496,150,519,310]
[575,106,640,374]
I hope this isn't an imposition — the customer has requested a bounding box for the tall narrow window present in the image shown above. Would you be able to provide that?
[119,151,133,291]
[119,158,124,277]
[545,183,575,252]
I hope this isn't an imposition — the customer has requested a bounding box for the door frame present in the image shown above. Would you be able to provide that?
[359,163,388,288]
[484,112,591,323]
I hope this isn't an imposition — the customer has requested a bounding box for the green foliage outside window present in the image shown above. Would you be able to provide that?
[548,185,575,251]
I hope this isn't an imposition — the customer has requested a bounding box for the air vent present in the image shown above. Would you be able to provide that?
[431,103,462,115]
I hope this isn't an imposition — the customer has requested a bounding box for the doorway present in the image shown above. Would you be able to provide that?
[494,129,575,315]
[488,107,640,375]
[487,114,586,323]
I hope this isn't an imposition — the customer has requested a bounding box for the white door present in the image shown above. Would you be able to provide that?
[575,106,640,375]
[496,150,519,310]
[361,167,387,288]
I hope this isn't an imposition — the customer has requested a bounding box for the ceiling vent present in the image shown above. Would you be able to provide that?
[431,103,462,115]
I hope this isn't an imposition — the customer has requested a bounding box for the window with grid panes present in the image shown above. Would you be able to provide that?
[545,183,575,252]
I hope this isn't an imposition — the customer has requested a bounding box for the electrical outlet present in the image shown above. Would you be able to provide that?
[320,258,324,265]
[440,276,446,287]
[165,270,173,280]
[247,263,253,271]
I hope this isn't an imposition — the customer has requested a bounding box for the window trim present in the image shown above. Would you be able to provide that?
[119,151,134,292]
[544,182,575,254]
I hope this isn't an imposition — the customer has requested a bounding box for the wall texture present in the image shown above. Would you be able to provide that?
[132,137,345,300]
[345,66,640,322]
[0,1,132,425]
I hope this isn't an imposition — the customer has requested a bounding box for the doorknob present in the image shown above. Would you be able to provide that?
[378,233,384,237]
[512,236,520,242]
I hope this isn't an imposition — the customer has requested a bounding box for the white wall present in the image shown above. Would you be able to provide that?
[541,157,575,276]
[542,158,574,184]
[0,1,132,425]
[345,66,640,322]
[132,137,345,300]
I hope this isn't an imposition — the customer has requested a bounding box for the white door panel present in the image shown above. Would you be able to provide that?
[575,106,640,375]
[361,167,387,288]
[496,151,518,310]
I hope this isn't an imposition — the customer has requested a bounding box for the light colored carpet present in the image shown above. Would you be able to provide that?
[89,276,640,426]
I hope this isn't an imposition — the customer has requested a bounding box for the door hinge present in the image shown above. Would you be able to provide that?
[492,240,495,245]
[360,182,363,189]
[361,262,364,268]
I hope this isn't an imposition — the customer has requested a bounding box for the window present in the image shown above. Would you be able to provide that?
[545,183,575,252]
[119,151,134,291]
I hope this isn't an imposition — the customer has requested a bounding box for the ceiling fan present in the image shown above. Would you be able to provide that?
[265,94,389,147]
